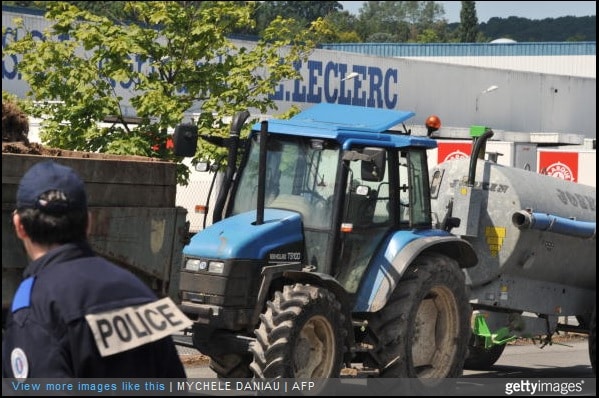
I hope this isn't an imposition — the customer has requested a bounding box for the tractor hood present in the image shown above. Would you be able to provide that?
[183,209,304,260]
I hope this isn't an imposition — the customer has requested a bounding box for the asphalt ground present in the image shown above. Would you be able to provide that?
[176,333,594,379]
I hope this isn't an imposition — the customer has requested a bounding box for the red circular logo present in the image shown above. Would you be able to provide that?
[444,150,469,162]
[544,162,575,181]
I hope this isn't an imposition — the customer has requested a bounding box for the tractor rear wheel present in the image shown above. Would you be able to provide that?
[366,253,470,379]
[250,284,345,378]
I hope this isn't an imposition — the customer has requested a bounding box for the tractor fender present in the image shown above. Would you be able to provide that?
[354,233,477,312]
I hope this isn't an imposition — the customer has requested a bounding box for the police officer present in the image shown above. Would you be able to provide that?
[2,160,189,379]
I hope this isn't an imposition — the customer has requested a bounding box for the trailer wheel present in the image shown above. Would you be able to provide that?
[209,353,253,378]
[365,253,470,379]
[464,336,506,370]
[250,284,345,378]
[590,306,596,375]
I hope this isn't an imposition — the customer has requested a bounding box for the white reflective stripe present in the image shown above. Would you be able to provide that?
[85,297,192,357]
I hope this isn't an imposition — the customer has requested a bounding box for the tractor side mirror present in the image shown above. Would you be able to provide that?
[361,147,386,182]
[173,124,198,157]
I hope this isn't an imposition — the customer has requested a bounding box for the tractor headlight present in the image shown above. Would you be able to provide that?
[185,258,208,271]
[208,261,225,274]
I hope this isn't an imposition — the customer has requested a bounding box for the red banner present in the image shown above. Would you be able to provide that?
[437,142,473,163]
[538,151,578,183]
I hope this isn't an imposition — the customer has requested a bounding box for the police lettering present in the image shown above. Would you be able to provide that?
[95,304,182,347]
[85,297,192,357]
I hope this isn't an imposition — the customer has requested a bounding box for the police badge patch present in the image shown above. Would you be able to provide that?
[11,347,29,380]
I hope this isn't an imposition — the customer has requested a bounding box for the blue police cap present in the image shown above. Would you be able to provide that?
[16,160,87,213]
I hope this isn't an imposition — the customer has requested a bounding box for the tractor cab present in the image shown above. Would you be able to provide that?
[217,105,436,291]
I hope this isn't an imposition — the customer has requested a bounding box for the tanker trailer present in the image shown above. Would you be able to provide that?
[429,129,596,372]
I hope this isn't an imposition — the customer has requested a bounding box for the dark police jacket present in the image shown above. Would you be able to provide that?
[2,242,186,379]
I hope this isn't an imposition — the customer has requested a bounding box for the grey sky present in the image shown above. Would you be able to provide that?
[339,1,596,23]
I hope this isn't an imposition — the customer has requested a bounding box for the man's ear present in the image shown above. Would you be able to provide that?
[12,212,28,240]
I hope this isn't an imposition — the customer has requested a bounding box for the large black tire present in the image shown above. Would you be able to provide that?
[249,284,345,378]
[365,253,470,379]
[209,353,253,378]
[464,336,506,370]
[590,306,596,375]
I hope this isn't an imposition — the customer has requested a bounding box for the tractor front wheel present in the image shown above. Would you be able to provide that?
[250,284,345,378]
[209,353,253,378]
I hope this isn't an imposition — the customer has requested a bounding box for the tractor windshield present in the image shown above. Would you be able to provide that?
[231,134,340,230]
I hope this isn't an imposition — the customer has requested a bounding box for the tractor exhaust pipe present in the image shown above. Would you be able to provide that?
[213,110,250,222]
[256,120,268,225]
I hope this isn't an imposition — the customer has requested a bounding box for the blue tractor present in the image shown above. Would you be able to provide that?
[174,103,477,379]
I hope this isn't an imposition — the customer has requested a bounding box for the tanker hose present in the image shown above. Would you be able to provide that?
[468,129,494,186]
[512,210,596,239]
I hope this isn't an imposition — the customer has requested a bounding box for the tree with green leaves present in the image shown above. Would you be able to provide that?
[318,9,361,43]
[459,1,478,42]
[356,1,446,42]
[254,1,342,34]
[3,1,327,183]
[4,1,595,43]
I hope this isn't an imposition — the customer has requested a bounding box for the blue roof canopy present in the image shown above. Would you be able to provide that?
[252,103,436,149]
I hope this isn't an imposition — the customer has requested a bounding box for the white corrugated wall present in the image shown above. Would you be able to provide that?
[404,56,596,78]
